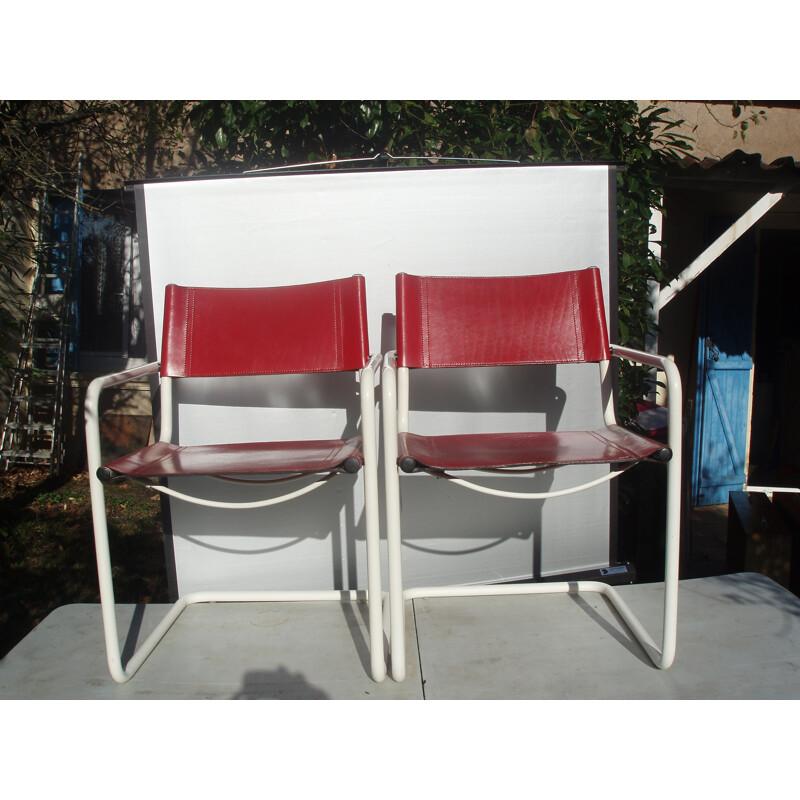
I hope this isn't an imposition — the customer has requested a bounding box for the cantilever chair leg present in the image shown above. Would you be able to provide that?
[383,356,681,680]
[381,357,406,681]
[89,473,387,683]
[360,361,387,682]
[87,385,387,684]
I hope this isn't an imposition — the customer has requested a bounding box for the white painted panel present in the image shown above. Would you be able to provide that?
[134,164,615,594]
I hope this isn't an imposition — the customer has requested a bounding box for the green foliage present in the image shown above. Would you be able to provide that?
[703,101,769,143]
[185,100,694,417]
[185,100,694,171]
[731,101,768,140]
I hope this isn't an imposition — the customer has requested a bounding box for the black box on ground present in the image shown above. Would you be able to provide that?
[727,491,800,594]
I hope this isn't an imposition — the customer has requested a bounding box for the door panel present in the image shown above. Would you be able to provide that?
[692,220,756,506]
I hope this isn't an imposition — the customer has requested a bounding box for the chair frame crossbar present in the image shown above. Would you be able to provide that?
[433,463,633,500]
[147,472,336,510]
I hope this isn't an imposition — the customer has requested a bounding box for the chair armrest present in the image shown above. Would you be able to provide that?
[85,361,161,414]
[382,350,398,373]
[610,344,672,371]
[361,352,383,379]
[382,350,409,433]
[359,353,382,417]
[610,345,681,405]
[610,344,682,453]
[84,362,160,480]
[359,353,383,444]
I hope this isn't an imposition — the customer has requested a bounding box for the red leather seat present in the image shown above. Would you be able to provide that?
[398,427,668,473]
[99,438,366,481]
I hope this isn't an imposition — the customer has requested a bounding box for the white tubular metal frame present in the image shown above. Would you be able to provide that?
[382,347,682,682]
[438,464,632,499]
[149,475,335,509]
[85,354,386,684]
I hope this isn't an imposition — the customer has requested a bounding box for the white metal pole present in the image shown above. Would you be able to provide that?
[360,354,386,682]
[382,352,406,681]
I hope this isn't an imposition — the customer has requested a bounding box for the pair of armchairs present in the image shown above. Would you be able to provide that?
[85,270,681,685]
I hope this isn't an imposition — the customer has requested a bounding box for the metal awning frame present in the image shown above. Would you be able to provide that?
[651,182,798,316]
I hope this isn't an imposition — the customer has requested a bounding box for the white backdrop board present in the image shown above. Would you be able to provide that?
[132,164,618,595]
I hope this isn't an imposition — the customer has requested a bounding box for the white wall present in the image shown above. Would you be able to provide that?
[134,164,617,594]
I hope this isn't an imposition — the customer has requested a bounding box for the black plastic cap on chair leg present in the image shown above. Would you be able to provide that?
[650,447,673,463]
[399,457,419,473]
[96,466,123,483]
[341,457,362,474]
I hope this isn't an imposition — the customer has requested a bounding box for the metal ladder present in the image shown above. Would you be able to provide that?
[1,156,83,475]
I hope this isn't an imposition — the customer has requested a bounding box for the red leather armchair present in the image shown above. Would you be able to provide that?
[85,276,385,683]
[382,269,682,681]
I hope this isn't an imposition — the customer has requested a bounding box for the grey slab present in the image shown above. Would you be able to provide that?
[3,573,799,700]
[0,601,422,700]
[412,572,800,699]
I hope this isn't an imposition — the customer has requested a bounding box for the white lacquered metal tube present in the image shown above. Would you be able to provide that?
[158,375,173,443]
[85,363,161,683]
[360,354,386,681]
[598,359,617,426]
[150,475,334,509]
[403,580,663,668]
[382,351,406,681]
[397,366,410,433]
[660,354,682,668]
[119,598,190,680]
[116,590,375,683]
[611,345,682,668]
[441,465,629,499]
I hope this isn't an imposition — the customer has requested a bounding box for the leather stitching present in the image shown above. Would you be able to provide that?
[571,271,584,361]
[421,277,430,369]
[172,281,363,378]
[185,288,193,377]
[407,271,599,368]
[333,281,342,371]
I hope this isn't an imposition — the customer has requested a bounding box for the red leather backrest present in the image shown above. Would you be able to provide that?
[396,268,610,368]
[161,276,370,377]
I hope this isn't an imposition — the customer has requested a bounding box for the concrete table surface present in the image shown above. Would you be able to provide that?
[1,572,798,699]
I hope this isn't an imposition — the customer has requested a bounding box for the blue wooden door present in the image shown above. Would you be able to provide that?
[692,221,756,506]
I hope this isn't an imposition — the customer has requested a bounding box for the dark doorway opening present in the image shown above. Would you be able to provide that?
[749,228,800,488]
